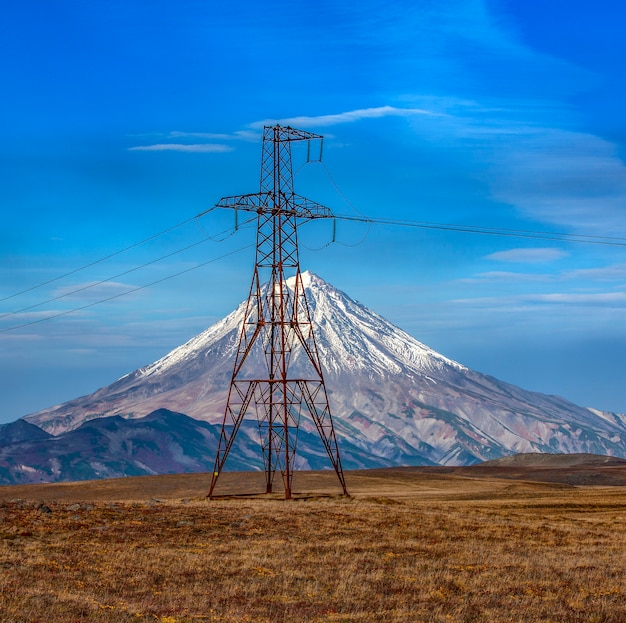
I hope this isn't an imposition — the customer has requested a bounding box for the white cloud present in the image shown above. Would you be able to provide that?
[462,260,626,286]
[411,95,626,238]
[455,291,626,308]
[482,126,626,236]
[486,248,568,263]
[250,106,437,129]
[531,292,626,305]
[0,309,69,323]
[52,281,138,301]
[459,271,552,284]
[168,130,259,141]
[145,106,437,155]
[0,331,43,342]
[128,143,234,153]
[564,263,626,281]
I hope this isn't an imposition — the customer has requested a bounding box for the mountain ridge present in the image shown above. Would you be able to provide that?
[1,408,412,485]
[18,271,626,474]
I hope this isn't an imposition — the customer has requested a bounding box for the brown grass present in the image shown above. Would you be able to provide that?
[1,469,625,622]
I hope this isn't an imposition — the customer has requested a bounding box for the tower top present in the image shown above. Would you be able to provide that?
[214,125,332,219]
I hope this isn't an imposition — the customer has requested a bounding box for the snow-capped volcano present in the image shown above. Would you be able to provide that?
[23,272,626,466]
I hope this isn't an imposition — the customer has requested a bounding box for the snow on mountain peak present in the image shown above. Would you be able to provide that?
[131,271,465,383]
[135,300,244,380]
[21,271,626,466]
[297,271,467,377]
[286,269,319,289]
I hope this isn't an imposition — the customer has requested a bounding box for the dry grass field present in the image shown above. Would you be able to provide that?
[1,467,625,622]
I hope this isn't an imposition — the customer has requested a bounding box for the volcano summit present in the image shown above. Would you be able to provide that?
[19,272,626,474]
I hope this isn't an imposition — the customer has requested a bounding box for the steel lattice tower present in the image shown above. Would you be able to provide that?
[208,125,348,499]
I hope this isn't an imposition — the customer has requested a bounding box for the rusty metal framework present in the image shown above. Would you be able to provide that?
[208,125,348,499]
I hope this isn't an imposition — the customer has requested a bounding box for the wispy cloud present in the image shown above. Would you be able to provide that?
[406,93,626,238]
[462,259,626,286]
[0,309,70,323]
[455,291,626,308]
[459,271,552,284]
[132,106,438,155]
[52,281,138,301]
[489,128,626,235]
[250,106,438,129]
[533,292,626,305]
[128,143,234,153]
[564,263,626,282]
[168,130,259,141]
[486,248,568,263]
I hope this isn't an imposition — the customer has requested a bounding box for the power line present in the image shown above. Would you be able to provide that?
[5,145,626,311]
[310,157,626,247]
[0,207,219,305]
[2,209,624,333]
[0,238,209,321]
[3,198,625,329]
[331,214,626,247]
[0,243,254,334]
[0,215,256,322]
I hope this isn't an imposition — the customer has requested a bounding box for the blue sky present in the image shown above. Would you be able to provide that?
[2,0,626,423]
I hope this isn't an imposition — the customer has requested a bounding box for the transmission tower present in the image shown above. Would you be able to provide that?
[208,125,349,499]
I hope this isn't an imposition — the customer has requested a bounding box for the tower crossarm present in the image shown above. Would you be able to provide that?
[215,192,333,219]
[264,125,323,143]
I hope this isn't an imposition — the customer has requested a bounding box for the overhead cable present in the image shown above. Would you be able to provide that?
[3,201,626,323]
[0,238,210,321]
[0,243,254,334]
[0,205,224,306]
[331,214,626,247]
[0,214,207,305]
[305,159,626,247]
[0,210,254,315]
